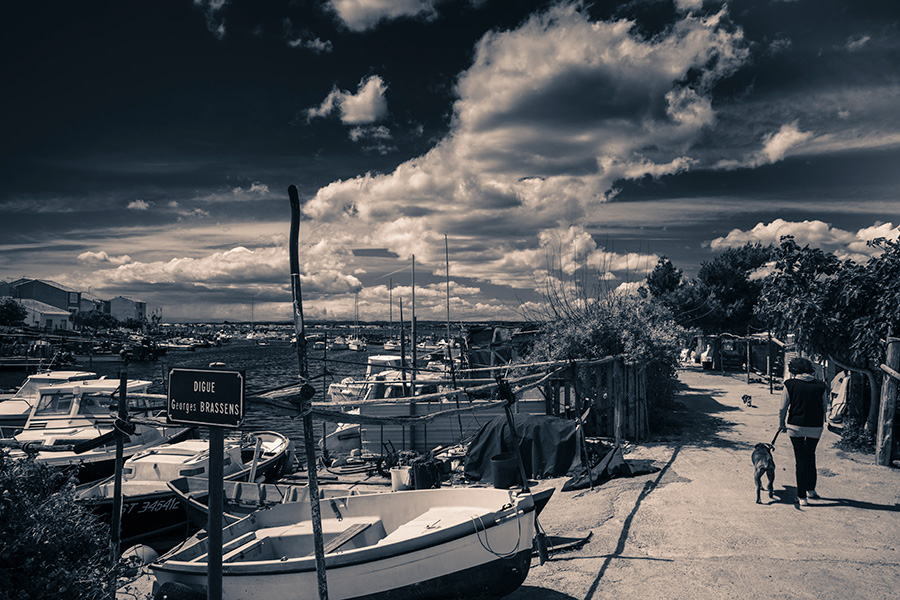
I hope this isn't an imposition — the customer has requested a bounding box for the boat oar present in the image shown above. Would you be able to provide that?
[289,184,329,600]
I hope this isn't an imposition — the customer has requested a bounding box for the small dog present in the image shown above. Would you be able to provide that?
[742,394,753,407]
[751,442,775,504]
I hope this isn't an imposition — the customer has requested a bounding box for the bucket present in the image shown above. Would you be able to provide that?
[490,452,520,489]
[390,466,413,491]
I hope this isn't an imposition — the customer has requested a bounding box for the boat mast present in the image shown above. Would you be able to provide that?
[411,255,417,389]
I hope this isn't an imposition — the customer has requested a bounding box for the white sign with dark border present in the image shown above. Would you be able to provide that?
[167,368,244,428]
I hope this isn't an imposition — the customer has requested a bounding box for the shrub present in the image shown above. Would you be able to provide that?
[0,451,112,600]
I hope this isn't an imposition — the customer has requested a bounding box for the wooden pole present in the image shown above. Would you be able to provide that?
[613,359,624,447]
[288,185,328,600]
[207,426,224,600]
[876,340,900,466]
[109,371,127,575]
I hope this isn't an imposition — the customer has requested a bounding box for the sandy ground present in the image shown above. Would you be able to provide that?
[506,364,900,600]
[118,364,900,599]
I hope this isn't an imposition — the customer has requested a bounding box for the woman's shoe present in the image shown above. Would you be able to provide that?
[807,490,819,499]
[798,498,809,506]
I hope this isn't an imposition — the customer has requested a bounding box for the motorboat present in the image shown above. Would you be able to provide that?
[0,369,100,436]
[167,477,366,529]
[75,432,294,550]
[151,487,535,600]
[327,355,406,403]
[328,336,350,351]
[382,338,401,352]
[347,337,367,352]
[8,379,194,483]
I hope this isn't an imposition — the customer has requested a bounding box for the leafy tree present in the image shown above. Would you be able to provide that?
[73,310,119,332]
[0,298,27,327]
[757,236,900,435]
[646,256,682,297]
[694,243,774,334]
[0,451,112,600]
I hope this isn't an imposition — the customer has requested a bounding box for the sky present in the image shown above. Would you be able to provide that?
[2,0,899,323]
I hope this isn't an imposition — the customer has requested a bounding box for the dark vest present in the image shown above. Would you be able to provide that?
[785,378,827,427]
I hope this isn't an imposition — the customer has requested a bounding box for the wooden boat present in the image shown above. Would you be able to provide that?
[167,476,367,529]
[0,369,100,436]
[152,487,535,600]
[75,431,294,550]
[7,379,194,483]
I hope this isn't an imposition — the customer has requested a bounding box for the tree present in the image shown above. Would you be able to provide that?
[73,310,119,332]
[0,451,112,599]
[757,236,900,435]
[694,243,774,334]
[646,256,682,297]
[0,298,27,327]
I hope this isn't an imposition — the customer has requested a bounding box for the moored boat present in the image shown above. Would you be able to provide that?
[75,431,294,550]
[7,379,194,483]
[0,369,100,436]
[151,486,535,600]
[167,476,366,529]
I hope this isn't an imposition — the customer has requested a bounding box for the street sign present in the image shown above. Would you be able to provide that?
[167,368,244,428]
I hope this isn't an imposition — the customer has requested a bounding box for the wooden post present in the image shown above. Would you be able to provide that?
[109,371,128,570]
[876,339,900,466]
[289,185,328,600]
[613,359,624,446]
[207,426,224,600]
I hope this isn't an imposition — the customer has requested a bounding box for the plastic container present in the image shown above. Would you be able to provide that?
[390,466,413,491]
[490,452,520,489]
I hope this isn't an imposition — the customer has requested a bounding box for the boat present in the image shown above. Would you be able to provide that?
[382,338,401,352]
[8,379,195,483]
[328,336,350,351]
[0,369,100,436]
[75,431,294,549]
[167,477,367,529]
[151,486,535,600]
[347,337,367,352]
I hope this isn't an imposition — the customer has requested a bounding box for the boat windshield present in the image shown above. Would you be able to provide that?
[33,391,75,417]
[13,377,69,401]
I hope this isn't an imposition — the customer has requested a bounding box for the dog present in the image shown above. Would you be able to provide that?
[751,442,775,504]
[742,394,753,407]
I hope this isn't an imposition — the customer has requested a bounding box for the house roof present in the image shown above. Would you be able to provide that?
[18,298,73,316]
[10,278,78,293]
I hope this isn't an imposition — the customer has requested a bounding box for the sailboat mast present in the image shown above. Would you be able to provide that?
[445,233,451,342]
[411,255,417,388]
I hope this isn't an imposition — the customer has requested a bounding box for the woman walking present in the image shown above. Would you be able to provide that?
[779,356,829,506]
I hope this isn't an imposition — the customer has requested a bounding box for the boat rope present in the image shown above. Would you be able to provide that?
[470,509,522,559]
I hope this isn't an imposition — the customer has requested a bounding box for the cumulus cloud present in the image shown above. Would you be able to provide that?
[709,219,900,263]
[303,5,745,291]
[717,121,814,169]
[674,0,705,12]
[127,200,150,210]
[77,250,133,266]
[307,76,389,124]
[328,0,439,32]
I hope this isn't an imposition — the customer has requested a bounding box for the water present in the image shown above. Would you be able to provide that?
[0,340,374,449]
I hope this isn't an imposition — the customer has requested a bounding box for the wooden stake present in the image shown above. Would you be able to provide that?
[876,340,899,466]
[288,185,329,600]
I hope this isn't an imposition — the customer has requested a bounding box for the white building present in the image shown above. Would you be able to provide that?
[109,296,147,322]
[18,299,73,330]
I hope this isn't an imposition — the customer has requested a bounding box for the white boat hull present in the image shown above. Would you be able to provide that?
[152,488,535,600]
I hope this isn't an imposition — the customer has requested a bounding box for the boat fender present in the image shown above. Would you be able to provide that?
[154,581,205,600]
[119,544,159,577]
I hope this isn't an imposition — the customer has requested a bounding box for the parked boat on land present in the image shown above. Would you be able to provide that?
[7,379,194,483]
[0,369,100,436]
[151,487,535,600]
[75,431,294,549]
[168,476,366,529]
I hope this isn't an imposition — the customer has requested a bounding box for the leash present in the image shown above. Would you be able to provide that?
[770,429,781,446]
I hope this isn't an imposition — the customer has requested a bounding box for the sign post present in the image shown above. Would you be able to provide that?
[168,367,244,600]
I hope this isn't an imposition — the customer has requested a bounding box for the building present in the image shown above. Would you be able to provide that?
[109,296,147,322]
[80,293,109,314]
[18,299,74,330]
[8,279,81,313]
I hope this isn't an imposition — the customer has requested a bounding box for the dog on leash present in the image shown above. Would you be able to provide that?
[742,394,753,407]
[751,442,775,503]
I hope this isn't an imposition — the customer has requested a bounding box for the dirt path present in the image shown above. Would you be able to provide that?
[508,363,900,600]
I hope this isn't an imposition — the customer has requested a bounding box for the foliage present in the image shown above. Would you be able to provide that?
[646,243,773,335]
[0,451,112,600]
[122,318,145,332]
[73,310,120,332]
[834,418,876,454]
[0,298,27,327]
[525,282,685,427]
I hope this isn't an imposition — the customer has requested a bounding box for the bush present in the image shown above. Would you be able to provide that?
[0,451,112,600]
[524,293,685,431]
[834,418,876,454]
